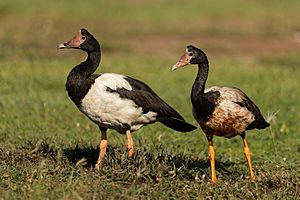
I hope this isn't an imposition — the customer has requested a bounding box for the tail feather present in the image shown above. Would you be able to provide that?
[247,118,270,130]
[160,118,197,132]
[256,120,270,129]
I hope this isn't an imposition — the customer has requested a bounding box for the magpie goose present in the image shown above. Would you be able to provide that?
[57,29,196,169]
[171,45,269,183]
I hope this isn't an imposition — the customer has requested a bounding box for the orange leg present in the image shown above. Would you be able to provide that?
[240,132,255,180]
[126,130,134,158]
[207,136,217,184]
[95,128,107,170]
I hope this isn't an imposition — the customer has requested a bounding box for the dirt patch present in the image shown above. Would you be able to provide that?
[125,34,300,58]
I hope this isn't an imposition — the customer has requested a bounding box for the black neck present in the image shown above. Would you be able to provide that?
[190,56,219,121]
[70,50,101,77]
[192,61,209,97]
[66,49,101,105]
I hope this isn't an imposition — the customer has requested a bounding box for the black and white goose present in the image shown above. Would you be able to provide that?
[57,29,196,169]
[171,45,269,183]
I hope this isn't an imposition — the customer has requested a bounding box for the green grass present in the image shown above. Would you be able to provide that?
[1,0,300,199]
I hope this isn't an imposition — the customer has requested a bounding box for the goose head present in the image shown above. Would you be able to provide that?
[57,28,99,52]
[171,45,207,71]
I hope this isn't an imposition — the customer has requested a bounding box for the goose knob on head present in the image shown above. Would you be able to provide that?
[57,29,197,169]
[171,45,270,183]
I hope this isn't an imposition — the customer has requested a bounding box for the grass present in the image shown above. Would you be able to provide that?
[1,0,300,199]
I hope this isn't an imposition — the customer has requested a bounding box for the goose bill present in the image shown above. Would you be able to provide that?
[171,52,191,71]
[57,30,85,49]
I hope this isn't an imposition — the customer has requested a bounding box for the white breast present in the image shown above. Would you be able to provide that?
[79,73,157,132]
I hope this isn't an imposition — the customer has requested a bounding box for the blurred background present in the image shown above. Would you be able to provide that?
[1,0,300,62]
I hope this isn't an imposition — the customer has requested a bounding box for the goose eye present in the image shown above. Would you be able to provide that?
[189,53,193,56]
[82,36,86,40]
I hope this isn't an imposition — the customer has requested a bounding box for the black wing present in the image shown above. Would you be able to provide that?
[106,76,196,132]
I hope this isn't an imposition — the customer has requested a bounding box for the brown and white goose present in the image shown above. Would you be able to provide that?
[57,29,196,169]
[171,45,269,183]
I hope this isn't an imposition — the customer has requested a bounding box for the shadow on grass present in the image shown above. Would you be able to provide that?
[62,144,237,179]
[0,141,239,181]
